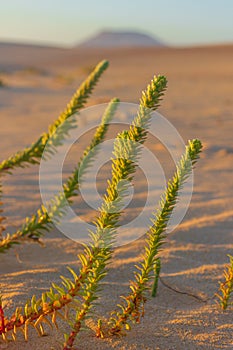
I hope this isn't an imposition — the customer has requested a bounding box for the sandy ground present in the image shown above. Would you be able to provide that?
[0,44,233,349]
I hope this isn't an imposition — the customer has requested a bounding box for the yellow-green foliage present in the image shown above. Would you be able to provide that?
[216,255,233,310]
[107,140,202,336]
[0,60,108,173]
[0,98,119,253]
[0,61,204,350]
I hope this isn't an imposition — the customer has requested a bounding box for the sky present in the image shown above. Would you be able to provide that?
[0,0,233,47]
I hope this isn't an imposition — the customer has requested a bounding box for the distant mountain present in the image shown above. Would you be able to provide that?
[78,30,165,48]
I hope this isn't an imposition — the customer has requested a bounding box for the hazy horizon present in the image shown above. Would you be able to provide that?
[1,0,233,48]
[0,28,232,49]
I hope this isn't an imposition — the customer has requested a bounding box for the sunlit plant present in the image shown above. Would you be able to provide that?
[0,61,204,349]
[216,255,233,310]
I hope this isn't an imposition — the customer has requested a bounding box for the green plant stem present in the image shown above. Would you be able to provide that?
[0,99,120,341]
[63,76,167,349]
[0,184,6,237]
[107,139,202,335]
[0,98,119,253]
[216,254,233,310]
[0,60,108,174]
[151,258,161,297]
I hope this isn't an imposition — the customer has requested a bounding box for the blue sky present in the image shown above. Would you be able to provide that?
[1,0,233,46]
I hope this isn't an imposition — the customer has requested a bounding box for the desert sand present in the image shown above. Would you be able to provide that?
[0,44,233,349]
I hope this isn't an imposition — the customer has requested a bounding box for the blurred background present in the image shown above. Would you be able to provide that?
[1,0,233,47]
[1,2,233,350]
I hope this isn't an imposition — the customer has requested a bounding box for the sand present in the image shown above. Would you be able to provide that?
[0,44,233,349]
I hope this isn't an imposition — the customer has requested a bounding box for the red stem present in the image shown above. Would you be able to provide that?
[0,302,5,333]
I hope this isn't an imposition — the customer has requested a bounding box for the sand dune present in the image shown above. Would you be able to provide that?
[0,44,232,349]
